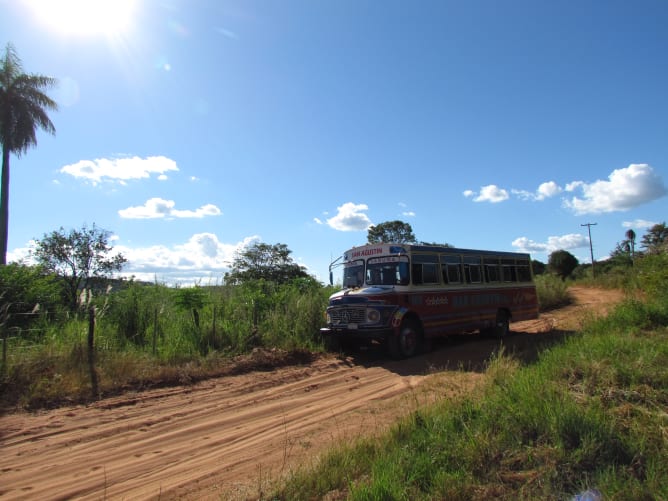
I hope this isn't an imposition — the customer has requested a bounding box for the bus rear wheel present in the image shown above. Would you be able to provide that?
[388,319,422,359]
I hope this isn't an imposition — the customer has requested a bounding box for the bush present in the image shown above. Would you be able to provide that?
[0,263,64,333]
[535,274,571,311]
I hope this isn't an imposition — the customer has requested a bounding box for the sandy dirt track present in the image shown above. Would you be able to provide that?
[0,287,624,500]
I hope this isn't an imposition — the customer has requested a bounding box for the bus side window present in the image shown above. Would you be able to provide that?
[484,257,500,283]
[423,263,438,284]
[502,259,517,282]
[412,264,423,284]
[441,254,462,284]
[464,257,482,283]
[412,254,439,285]
[517,260,532,282]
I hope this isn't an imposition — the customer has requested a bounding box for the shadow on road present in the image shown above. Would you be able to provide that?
[336,327,576,377]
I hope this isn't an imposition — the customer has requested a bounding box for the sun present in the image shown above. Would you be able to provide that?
[25,0,137,37]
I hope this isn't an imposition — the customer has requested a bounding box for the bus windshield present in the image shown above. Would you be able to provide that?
[366,256,409,286]
[343,260,364,288]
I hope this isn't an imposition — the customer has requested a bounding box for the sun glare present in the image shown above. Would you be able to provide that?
[25,0,136,37]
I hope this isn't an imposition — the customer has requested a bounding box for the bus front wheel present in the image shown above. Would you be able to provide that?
[388,319,422,359]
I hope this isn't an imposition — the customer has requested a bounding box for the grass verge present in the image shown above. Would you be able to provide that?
[272,296,668,500]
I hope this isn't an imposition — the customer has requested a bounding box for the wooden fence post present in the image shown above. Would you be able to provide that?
[152,307,158,355]
[0,302,10,379]
[88,306,99,399]
[1,325,6,379]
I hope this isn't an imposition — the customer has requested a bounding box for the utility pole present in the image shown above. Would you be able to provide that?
[581,223,597,278]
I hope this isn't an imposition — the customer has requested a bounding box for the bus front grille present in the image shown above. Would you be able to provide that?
[329,307,366,325]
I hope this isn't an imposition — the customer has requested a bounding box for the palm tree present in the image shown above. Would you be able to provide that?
[0,43,57,265]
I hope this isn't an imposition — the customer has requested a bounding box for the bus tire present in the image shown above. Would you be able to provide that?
[388,319,422,359]
[493,310,510,339]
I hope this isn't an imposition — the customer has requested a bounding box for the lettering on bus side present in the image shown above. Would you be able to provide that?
[425,295,449,306]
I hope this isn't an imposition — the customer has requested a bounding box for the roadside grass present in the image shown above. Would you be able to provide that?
[534,274,571,311]
[0,279,330,410]
[272,296,668,500]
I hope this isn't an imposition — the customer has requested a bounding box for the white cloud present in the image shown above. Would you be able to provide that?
[326,202,373,231]
[565,181,584,191]
[536,181,562,200]
[467,164,666,213]
[118,198,222,219]
[60,155,179,185]
[622,219,656,230]
[470,185,509,203]
[512,233,590,254]
[7,240,37,265]
[563,164,666,215]
[116,234,260,285]
[402,211,416,217]
[8,234,261,286]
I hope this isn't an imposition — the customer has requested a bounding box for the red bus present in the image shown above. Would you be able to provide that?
[320,243,539,358]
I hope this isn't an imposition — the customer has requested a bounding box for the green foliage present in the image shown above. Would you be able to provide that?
[224,242,312,285]
[548,249,579,280]
[535,273,571,310]
[640,222,667,254]
[367,220,417,244]
[0,277,332,407]
[33,223,127,310]
[174,286,207,329]
[106,281,165,346]
[634,252,668,300]
[0,263,63,331]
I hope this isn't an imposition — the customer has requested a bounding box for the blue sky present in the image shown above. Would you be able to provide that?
[2,0,667,285]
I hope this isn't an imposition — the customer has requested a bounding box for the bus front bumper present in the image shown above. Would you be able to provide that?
[319,326,394,343]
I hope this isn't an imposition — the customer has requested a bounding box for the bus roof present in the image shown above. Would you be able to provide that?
[345,243,531,260]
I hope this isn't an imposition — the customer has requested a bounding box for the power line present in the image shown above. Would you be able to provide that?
[581,223,597,278]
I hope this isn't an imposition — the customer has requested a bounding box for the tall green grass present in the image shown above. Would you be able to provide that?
[0,279,334,408]
[534,274,571,310]
[273,295,668,500]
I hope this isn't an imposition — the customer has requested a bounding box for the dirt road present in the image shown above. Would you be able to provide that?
[0,287,624,500]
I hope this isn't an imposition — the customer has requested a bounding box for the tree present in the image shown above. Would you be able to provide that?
[224,242,311,285]
[640,222,668,254]
[625,229,636,260]
[547,249,579,280]
[33,224,127,310]
[0,44,57,265]
[608,241,633,267]
[367,220,417,244]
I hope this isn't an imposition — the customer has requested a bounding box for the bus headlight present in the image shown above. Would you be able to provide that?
[367,309,381,323]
